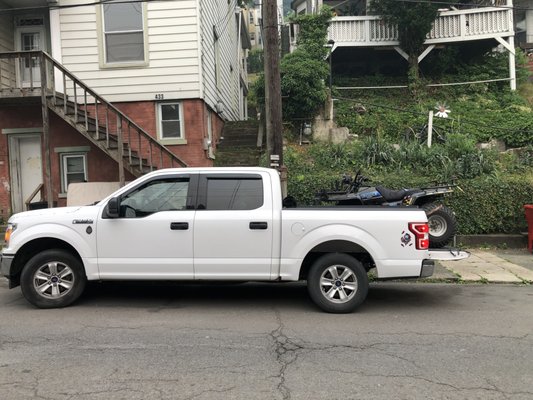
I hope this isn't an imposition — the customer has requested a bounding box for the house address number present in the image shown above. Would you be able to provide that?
[155,94,164,100]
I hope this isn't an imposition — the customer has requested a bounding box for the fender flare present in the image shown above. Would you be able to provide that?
[289,224,385,263]
[10,223,94,261]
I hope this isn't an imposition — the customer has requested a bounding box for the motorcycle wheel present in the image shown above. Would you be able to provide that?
[422,202,457,248]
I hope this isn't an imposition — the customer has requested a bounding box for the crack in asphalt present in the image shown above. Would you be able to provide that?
[328,369,533,398]
[269,309,305,400]
[180,386,237,400]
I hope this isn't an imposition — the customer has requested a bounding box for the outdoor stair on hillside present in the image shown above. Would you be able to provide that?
[215,121,263,167]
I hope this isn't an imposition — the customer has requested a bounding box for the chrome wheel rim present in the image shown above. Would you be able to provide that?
[33,262,75,299]
[428,215,447,237]
[319,265,358,304]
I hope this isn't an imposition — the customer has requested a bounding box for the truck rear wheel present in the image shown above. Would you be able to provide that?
[20,249,87,309]
[307,253,368,313]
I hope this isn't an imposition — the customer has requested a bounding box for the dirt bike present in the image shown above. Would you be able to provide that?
[316,171,459,248]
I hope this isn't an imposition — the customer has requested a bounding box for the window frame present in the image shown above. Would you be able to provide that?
[197,173,264,211]
[156,102,187,145]
[102,174,199,219]
[60,152,88,194]
[99,0,148,68]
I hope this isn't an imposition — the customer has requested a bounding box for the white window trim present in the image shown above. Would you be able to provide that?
[156,102,187,145]
[60,153,88,195]
[98,1,149,68]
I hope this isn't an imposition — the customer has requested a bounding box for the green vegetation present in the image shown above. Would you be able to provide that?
[251,7,332,123]
[247,49,264,74]
[282,49,533,234]
[369,0,447,86]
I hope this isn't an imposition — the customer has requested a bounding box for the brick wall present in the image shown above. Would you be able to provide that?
[0,98,225,219]
[111,99,224,167]
[0,105,134,218]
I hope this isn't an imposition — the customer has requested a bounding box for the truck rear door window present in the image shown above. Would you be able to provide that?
[205,177,263,210]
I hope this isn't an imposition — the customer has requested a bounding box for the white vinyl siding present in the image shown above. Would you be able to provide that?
[58,0,201,102]
[57,0,245,119]
[199,0,242,121]
[0,11,15,89]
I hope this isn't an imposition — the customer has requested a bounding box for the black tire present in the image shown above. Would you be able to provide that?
[307,253,369,313]
[422,202,457,248]
[20,249,87,309]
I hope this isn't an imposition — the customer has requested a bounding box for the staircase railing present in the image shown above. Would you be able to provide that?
[0,51,187,177]
[25,183,44,210]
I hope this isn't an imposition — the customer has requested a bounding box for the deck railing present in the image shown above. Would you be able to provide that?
[325,7,513,47]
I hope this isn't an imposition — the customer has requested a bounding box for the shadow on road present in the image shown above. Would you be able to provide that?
[74,281,465,313]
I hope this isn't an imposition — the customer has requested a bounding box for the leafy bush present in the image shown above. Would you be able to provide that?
[284,140,533,234]
[247,49,264,74]
[281,51,329,121]
[448,174,533,234]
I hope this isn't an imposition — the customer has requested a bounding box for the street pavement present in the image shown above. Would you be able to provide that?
[433,247,533,283]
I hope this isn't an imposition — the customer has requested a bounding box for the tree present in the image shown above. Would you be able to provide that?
[280,7,333,122]
[369,0,449,87]
[251,7,333,123]
[280,51,329,121]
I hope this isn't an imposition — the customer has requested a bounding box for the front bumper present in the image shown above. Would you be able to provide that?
[0,252,15,278]
[420,259,435,278]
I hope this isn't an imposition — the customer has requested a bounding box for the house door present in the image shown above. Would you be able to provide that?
[9,135,43,213]
[15,25,45,87]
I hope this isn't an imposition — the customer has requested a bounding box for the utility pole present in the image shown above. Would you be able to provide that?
[262,0,284,176]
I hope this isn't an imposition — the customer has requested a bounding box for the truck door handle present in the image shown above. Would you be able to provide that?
[170,222,189,230]
[249,222,268,230]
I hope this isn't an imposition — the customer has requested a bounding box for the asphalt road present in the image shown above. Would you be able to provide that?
[1,279,532,400]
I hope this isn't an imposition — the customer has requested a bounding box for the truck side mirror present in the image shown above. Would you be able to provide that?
[107,197,120,218]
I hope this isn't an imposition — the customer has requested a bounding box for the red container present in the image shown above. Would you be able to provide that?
[525,205,533,253]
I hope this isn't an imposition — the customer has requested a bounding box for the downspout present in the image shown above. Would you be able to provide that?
[238,9,243,120]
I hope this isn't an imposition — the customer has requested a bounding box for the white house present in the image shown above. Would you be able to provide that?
[0,0,251,217]
[290,0,517,89]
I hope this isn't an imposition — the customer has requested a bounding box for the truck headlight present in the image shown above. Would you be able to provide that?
[4,223,17,247]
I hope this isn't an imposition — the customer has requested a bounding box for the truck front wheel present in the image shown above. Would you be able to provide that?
[20,249,87,309]
[307,253,368,313]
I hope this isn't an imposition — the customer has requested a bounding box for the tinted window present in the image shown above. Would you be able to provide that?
[206,178,263,210]
[120,178,189,218]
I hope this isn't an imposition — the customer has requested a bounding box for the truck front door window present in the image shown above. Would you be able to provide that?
[121,178,189,217]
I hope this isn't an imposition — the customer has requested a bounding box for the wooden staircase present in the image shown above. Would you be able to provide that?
[2,51,187,181]
[215,120,263,166]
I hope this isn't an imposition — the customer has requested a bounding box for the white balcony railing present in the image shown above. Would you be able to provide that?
[327,7,513,47]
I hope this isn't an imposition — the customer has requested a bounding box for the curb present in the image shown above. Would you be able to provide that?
[455,234,527,248]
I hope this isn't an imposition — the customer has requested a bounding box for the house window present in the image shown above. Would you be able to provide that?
[157,102,185,141]
[102,0,145,64]
[60,153,87,193]
[249,12,254,24]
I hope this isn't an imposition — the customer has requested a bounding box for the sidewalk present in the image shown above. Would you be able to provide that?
[433,248,533,283]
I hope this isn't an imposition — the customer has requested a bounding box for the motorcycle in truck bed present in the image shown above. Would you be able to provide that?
[316,171,462,249]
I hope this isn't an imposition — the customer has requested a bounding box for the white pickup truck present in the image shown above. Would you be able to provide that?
[1,167,436,313]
